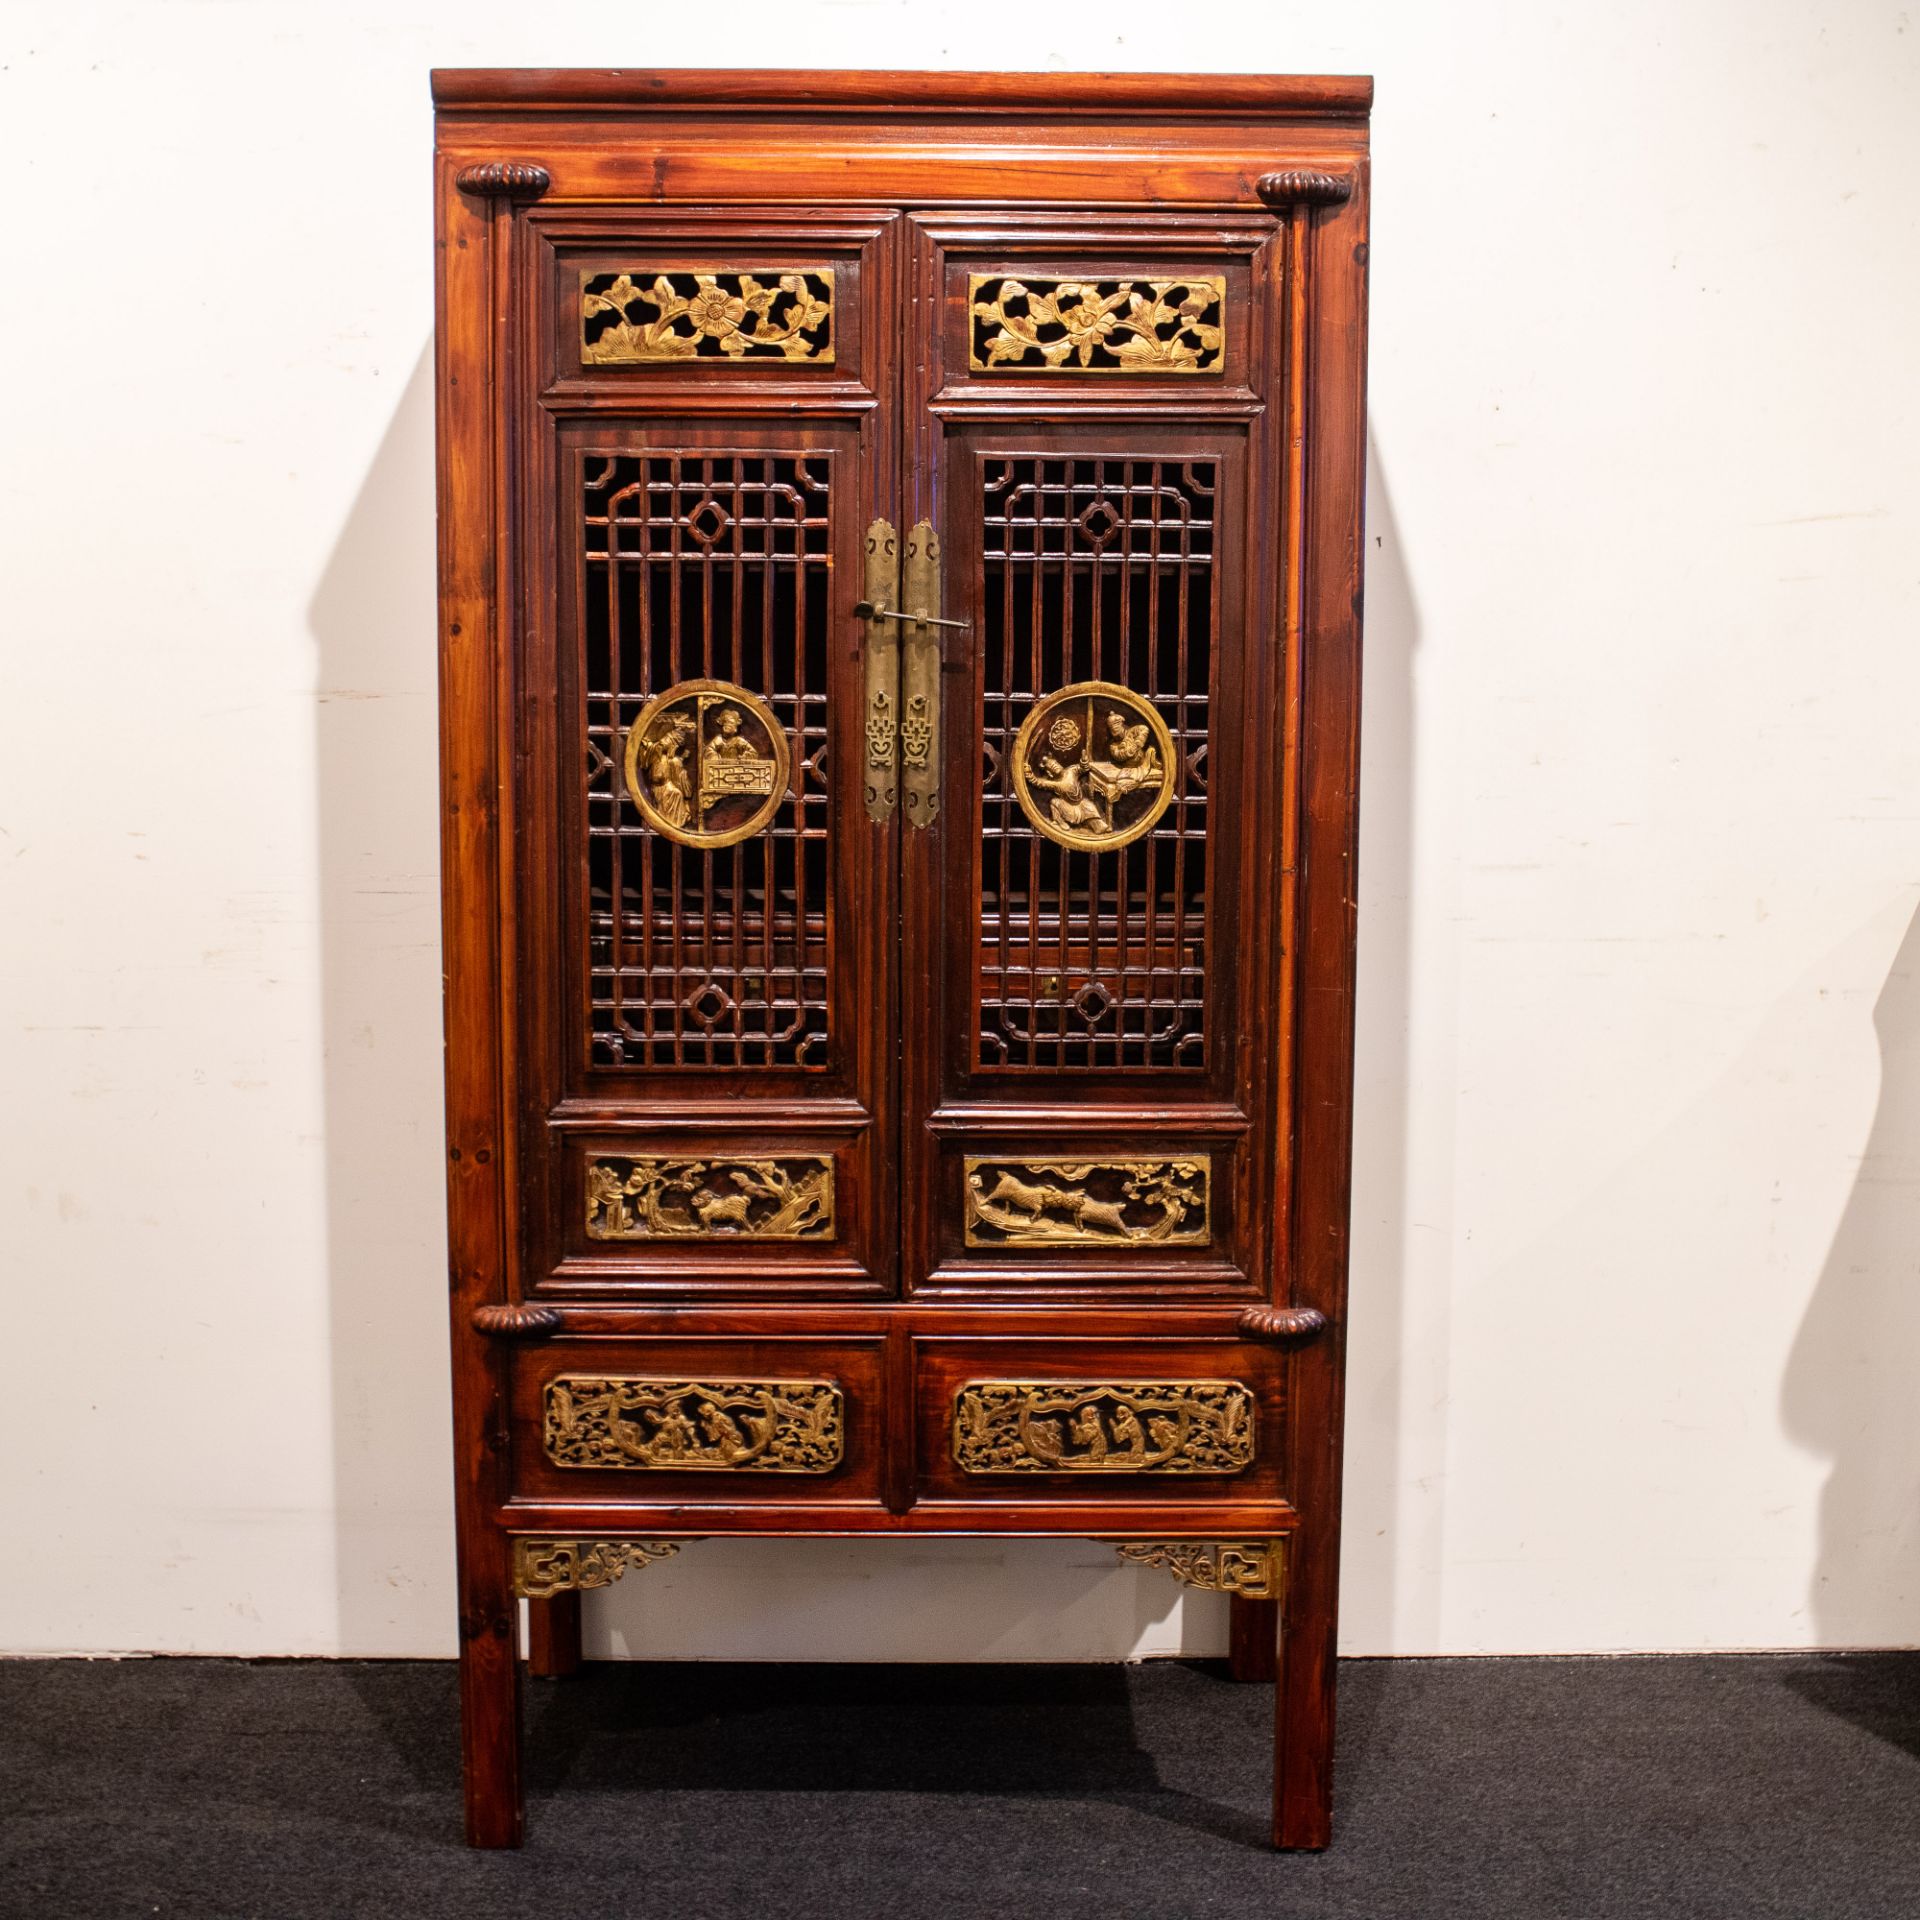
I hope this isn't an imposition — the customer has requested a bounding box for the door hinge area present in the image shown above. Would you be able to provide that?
[860,518,900,822]
[857,517,963,829]
[900,519,942,830]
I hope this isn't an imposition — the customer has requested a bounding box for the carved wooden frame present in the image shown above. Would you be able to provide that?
[434,65,1371,1853]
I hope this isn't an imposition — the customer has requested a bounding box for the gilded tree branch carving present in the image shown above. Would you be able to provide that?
[545,1377,844,1473]
[1113,1541,1282,1599]
[968,275,1225,373]
[586,1156,833,1241]
[583,269,834,364]
[512,1539,681,1598]
[963,1157,1210,1248]
[952,1381,1256,1475]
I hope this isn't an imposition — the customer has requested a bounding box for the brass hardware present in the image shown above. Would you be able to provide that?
[969,275,1226,373]
[861,518,900,822]
[962,1156,1210,1248]
[545,1377,844,1473]
[582,268,834,364]
[586,1155,834,1241]
[851,604,969,631]
[900,520,943,829]
[1010,681,1177,851]
[512,1539,682,1598]
[1113,1540,1283,1599]
[622,678,790,849]
[952,1380,1256,1475]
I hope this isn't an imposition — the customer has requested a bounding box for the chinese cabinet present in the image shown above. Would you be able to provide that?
[431,66,1372,1850]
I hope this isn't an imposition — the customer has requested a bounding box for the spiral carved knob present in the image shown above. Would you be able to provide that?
[1255,170,1353,209]
[470,1302,563,1338]
[1236,1304,1330,1343]
[455,161,551,201]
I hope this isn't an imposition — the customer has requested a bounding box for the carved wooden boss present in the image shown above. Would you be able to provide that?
[432,67,1372,1849]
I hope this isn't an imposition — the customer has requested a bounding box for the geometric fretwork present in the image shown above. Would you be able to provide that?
[978,455,1214,1068]
[583,453,833,1067]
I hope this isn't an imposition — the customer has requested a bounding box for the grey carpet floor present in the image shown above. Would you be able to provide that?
[2,1653,1917,1919]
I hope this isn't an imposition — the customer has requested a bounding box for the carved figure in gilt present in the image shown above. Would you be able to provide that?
[963,1156,1209,1247]
[1010,682,1177,851]
[545,1376,845,1473]
[586,1155,834,1241]
[583,269,834,364]
[622,679,790,848]
[952,1380,1255,1474]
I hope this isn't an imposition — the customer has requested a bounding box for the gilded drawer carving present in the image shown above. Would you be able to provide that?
[962,1155,1210,1248]
[586,1155,834,1241]
[544,1376,844,1472]
[952,1380,1256,1474]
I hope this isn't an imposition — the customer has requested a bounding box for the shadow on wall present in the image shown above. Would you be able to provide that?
[1782,901,1920,1655]
[308,342,457,1657]
[296,350,1427,1664]
[1339,434,1435,1655]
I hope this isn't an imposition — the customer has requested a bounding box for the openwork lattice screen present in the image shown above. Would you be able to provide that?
[978,456,1214,1070]
[582,453,834,1067]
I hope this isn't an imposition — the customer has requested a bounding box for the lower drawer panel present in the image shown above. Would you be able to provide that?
[509,1336,885,1507]
[913,1336,1287,1506]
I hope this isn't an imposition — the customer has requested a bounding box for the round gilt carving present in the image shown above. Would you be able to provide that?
[471,1302,564,1338]
[622,679,792,849]
[1235,1304,1329,1343]
[455,161,552,200]
[1255,170,1354,209]
[1010,681,1177,852]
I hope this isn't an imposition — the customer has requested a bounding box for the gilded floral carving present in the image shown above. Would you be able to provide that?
[583,269,834,364]
[968,275,1225,373]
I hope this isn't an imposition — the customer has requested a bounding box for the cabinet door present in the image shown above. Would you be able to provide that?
[899,211,1290,1299]
[516,212,902,1299]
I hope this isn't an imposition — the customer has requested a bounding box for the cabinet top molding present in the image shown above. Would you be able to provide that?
[429,67,1374,120]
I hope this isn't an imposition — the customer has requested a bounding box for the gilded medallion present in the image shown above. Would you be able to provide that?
[1009,682,1177,851]
[622,679,791,848]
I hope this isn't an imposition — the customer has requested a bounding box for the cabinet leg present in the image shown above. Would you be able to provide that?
[458,1535,525,1848]
[1228,1593,1279,1682]
[526,1591,583,1679]
[1272,1536,1336,1850]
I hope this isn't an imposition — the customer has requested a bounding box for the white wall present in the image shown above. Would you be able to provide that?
[2,0,1916,1661]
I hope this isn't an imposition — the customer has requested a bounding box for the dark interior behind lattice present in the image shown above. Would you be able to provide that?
[978,456,1214,1070]
[581,452,834,1069]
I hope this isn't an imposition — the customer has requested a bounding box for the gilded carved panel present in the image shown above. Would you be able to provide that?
[962,1156,1210,1248]
[1009,682,1177,852]
[545,1376,844,1473]
[952,1380,1256,1475]
[968,275,1225,373]
[512,1539,681,1598]
[582,269,835,364]
[586,1155,834,1241]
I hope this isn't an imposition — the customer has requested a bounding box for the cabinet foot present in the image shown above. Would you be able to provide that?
[459,1536,525,1848]
[527,1591,583,1679]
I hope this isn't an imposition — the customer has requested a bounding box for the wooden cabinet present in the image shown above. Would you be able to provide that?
[432,66,1372,1850]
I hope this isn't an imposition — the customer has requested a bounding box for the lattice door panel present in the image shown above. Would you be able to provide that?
[977,455,1215,1071]
[582,451,834,1070]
